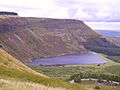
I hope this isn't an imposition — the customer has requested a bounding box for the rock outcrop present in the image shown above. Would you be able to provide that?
[0,11,18,16]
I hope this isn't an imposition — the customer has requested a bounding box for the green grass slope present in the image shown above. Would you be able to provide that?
[0,48,45,77]
[0,79,67,90]
[0,48,88,90]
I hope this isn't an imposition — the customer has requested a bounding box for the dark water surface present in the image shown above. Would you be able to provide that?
[28,52,108,66]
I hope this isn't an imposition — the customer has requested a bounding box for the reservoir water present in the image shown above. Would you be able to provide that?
[28,52,108,66]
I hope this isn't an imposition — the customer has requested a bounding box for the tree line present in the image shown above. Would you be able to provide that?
[69,72,120,83]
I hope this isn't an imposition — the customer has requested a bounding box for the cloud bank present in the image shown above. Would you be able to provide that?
[0,0,120,30]
[0,0,120,21]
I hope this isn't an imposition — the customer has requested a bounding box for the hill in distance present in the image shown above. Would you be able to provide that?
[96,30,120,37]
[96,30,120,50]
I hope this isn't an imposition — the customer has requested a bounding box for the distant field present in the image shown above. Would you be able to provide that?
[30,53,120,80]
[31,62,120,80]
[30,59,120,90]
[80,81,120,90]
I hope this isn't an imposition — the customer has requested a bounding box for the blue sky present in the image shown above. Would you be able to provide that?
[0,0,120,30]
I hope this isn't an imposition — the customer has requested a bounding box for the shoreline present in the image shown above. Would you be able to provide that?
[28,51,108,66]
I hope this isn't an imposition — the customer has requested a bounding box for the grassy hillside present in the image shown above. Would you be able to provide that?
[0,48,45,76]
[0,79,67,90]
[0,16,120,63]
[0,47,88,90]
[0,16,101,63]
[106,36,120,47]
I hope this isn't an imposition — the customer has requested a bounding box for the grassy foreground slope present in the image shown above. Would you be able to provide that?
[0,79,67,90]
[0,48,88,90]
[0,47,45,77]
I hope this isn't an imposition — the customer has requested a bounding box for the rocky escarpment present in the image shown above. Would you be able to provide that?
[0,16,118,63]
[0,11,18,16]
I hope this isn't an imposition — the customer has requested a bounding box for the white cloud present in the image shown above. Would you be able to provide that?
[53,0,120,21]
[85,22,120,30]
[0,0,119,20]
[0,0,70,18]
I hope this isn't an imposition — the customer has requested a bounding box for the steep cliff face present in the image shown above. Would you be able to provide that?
[0,11,18,16]
[0,16,115,63]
